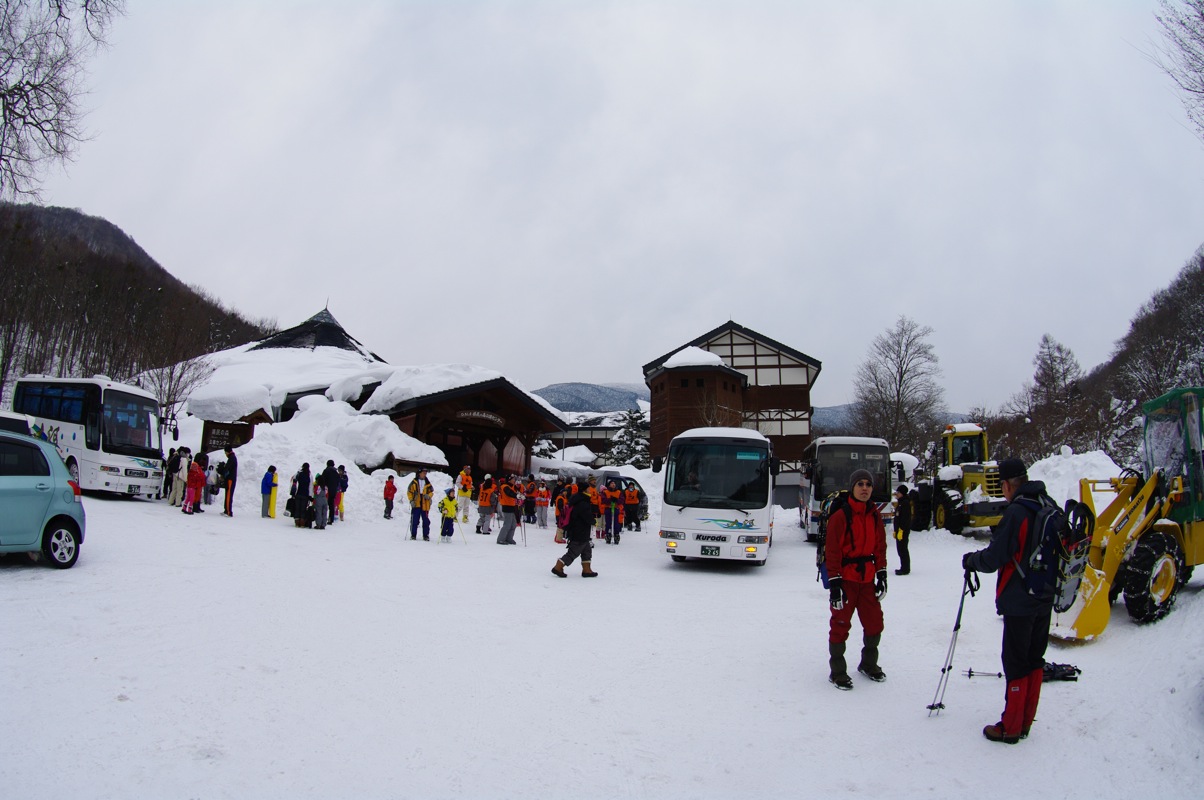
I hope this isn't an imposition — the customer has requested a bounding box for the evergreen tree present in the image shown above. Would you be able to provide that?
[606,409,650,468]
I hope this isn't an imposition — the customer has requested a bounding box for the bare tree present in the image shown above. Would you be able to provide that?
[140,355,216,429]
[0,0,124,198]
[849,316,946,453]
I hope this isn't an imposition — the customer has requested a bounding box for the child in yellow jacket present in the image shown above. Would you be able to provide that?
[437,488,458,542]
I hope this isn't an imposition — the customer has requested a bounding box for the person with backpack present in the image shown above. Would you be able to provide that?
[893,484,912,575]
[824,469,889,690]
[476,475,496,534]
[496,475,521,545]
[437,488,458,542]
[962,458,1052,745]
[407,469,435,541]
[221,446,238,517]
[551,479,599,578]
[320,460,340,526]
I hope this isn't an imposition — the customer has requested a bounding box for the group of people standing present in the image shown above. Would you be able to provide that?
[164,445,237,516]
[823,458,1056,746]
[284,460,348,529]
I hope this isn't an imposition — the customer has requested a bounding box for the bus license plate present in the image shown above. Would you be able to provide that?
[127,485,140,495]
[701,546,720,556]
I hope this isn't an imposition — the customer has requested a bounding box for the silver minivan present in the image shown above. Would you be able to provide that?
[0,430,87,568]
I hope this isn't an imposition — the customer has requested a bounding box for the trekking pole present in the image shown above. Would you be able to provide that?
[927,569,980,716]
[520,516,527,547]
[964,668,1003,679]
[455,518,469,545]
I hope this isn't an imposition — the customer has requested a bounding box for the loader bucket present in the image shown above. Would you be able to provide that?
[1053,564,1113,641]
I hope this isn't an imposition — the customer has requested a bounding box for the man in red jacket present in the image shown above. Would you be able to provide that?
[825,468,889,690]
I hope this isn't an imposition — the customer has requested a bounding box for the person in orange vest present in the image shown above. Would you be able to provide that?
[624,481,643,532]
[586,476,604,538]
[602,479,624,544]
[456,466,473,523]
[533,481,551,528]
[496,474,521,545]
[476,475,496,534]
[523,475,538,523]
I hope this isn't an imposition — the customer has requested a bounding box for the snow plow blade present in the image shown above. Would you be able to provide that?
[1053,564,1111,641]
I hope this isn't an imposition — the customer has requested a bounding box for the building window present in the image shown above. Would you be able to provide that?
[696,378,704,387]
[681,378,689,388]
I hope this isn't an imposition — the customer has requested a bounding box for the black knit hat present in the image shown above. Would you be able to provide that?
[998,458,1027,482]
[849,469,873,489]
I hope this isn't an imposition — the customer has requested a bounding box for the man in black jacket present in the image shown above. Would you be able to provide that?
[222,447,238,516]
[320,460,340,525]
[551,482,599,578]
[893,484,912,576]
[962,458,1052,744]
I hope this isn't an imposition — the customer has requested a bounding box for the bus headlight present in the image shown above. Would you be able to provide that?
[737,535,769,544]
[660,530,685,540]
[100,465,120,473]
[667,541,678,549]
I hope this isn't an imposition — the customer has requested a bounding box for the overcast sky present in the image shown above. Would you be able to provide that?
[38,0,1204,411]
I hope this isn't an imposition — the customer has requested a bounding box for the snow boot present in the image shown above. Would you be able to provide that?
[829,642,853,690]
[605,536,613,545]
[983,678,1027,744]
[581,561,598,578]
[614,532,621,545]
[857,634,886,682]
[1021,666,1043,738]
[551,559,567,578]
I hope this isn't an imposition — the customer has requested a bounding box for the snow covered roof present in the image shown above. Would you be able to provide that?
[553,445,597,464]
[662,346,726,369]
[643,320,821,379]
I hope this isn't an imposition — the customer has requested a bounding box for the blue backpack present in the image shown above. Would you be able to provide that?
[1012,496,1094,613]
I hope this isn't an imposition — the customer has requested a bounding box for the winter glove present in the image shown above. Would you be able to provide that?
[875,569,888,600]
[962,552,975,572]
[829,576,845,610]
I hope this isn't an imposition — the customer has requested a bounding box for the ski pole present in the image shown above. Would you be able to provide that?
[927,569,980,716]
[964,668,1003,679]
[520,516,527,547]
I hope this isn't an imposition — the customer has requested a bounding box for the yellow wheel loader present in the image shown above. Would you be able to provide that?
[918,423,1008,534]
[1057,387,1204,641]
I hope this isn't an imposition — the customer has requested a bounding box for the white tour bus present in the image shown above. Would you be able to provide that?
[654,427,778,566]
[11,375,166,495]
[799,435,892,542]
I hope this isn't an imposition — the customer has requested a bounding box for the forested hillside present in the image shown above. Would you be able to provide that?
[0,203,274,402]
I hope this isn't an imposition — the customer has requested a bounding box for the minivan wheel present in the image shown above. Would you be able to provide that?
[42,521,80,569]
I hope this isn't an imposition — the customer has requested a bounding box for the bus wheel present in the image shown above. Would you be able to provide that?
[671,555,687,563]
[67,459,80,484]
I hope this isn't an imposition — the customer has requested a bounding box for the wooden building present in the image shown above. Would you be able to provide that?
[642,321,822,474]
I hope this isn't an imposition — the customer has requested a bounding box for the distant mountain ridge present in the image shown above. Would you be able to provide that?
[533,382,648,412]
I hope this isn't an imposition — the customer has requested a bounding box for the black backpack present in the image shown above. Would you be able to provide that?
[815,490,851,588]
[1011,495,1094,613]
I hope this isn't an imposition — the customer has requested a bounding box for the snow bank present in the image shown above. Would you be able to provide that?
[1029,449,1121,508]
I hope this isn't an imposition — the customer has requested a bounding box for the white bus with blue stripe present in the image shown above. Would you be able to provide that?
[654,428,777,566]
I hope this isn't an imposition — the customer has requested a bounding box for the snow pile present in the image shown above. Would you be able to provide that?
[662,346,725,369]
[186,378,272,422]
[1029,448,1121,509]
[552,444,596,464]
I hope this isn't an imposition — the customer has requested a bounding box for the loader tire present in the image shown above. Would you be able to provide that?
[1122,531,1187,623]
[934,496,965,536]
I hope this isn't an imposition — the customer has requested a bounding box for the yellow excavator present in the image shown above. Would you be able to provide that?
[1056,387,1204,640]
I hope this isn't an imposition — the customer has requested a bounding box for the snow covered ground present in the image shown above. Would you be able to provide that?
[2,447,1201,799]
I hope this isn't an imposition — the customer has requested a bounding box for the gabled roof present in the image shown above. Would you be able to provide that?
[248,309,387,363]
[372,376,567,433]
[642,320,822,378]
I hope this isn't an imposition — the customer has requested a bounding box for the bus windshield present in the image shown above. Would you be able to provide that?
[811,444,890,501]
[664,439,770,510]
[103,390,162,458]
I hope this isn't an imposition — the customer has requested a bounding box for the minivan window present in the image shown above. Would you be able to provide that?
[0,440,51,476]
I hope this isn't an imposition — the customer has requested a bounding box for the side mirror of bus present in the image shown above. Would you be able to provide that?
[770,457,780,476]
[651,457,662,473]
[172,426,179,442]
